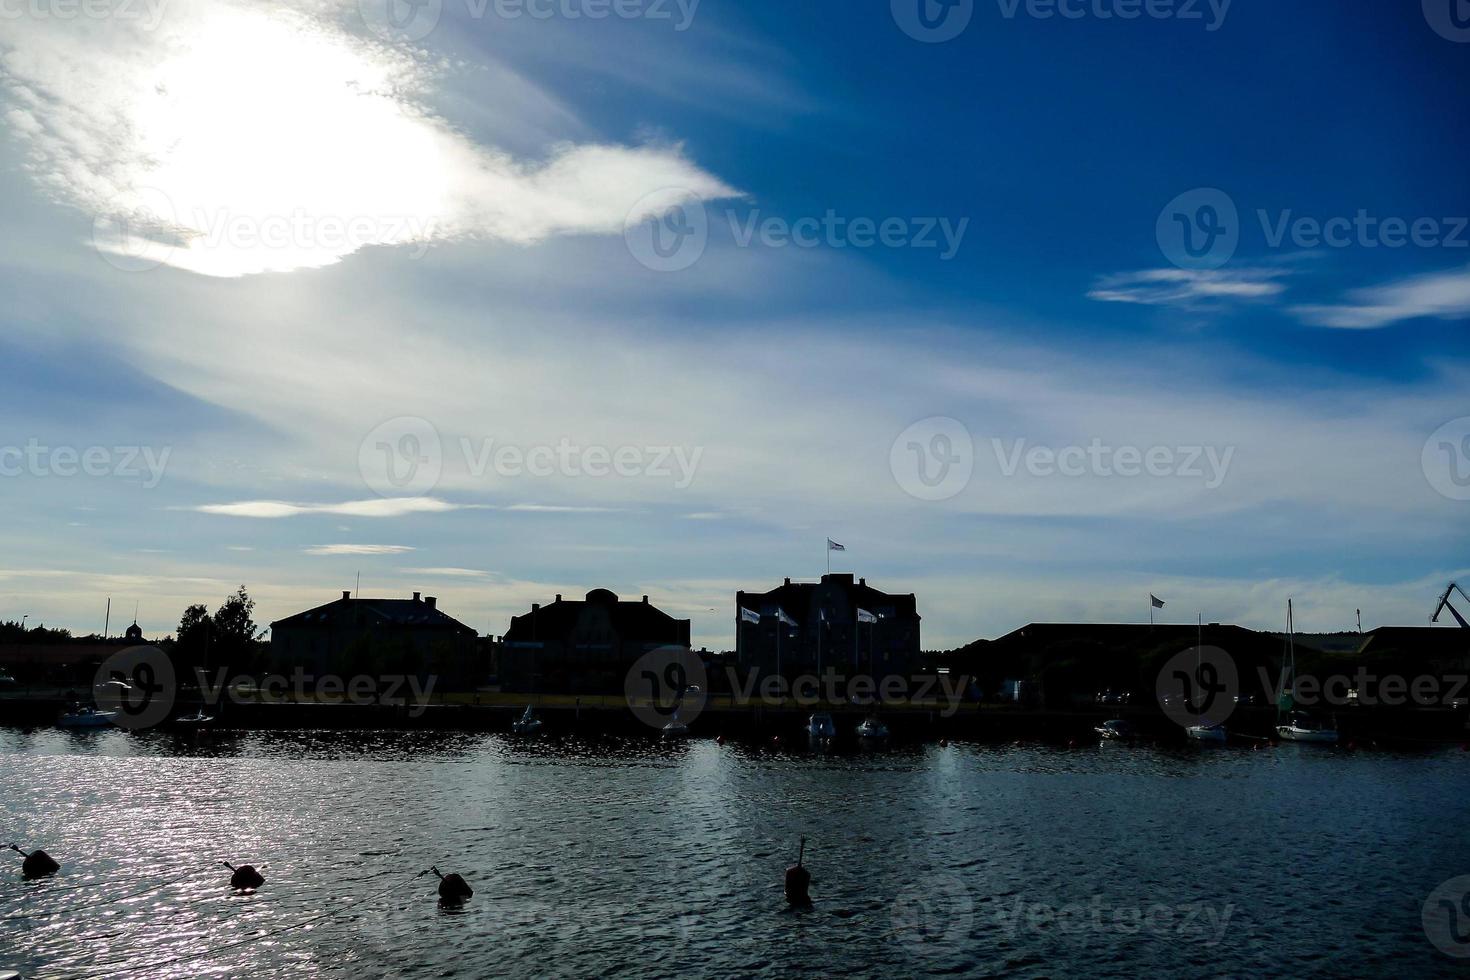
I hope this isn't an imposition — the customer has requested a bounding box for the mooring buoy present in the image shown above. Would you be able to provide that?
[223,861,264,890]
[784,837,811,906]
[8,844,59,879]
[432,865,473,902]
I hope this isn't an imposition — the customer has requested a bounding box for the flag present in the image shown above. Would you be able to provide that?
[856,608,877,624]
[740,607,760,625]
[1150,594,1165,609]
[776,608,798,627]
[827,538,845,551]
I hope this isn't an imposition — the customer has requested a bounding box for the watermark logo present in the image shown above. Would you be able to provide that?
[1155,645,1238,729]
[1423,416,1470,501]
[1424,875,1470,957]
[624,189,708,273]
[891,0,973,42]
[93,645,176,730]
[624,646,708,730]
[1423,0,1470,42]
[0,0,170,29]
[890,874,974,956]
[1157,188,1238,270]
[360,416,443,497]
[92,187,178,273]
[890,417,974,501]
[359,0,443,42]
[992,438,1234,488]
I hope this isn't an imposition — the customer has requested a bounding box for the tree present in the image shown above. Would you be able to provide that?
[173,604,213,684]
[213,586,265,674]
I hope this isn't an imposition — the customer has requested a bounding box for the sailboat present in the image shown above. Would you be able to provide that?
[1275,598,1338,744]
[511,704,543,736]
[1186,614,1227,744]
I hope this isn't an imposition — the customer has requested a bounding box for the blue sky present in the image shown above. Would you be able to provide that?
[0,0,1467,647]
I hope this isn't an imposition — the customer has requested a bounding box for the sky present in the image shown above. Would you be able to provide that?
[0,0,1467,649]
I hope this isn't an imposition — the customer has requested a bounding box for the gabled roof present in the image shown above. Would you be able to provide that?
[504,589,688,641]
[271,595,475,634]
[736,573,919,626]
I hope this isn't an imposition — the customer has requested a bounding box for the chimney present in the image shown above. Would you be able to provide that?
[413,591,421,601]
[342,590,351,601]
[556,593,562,602]
[642,595,649,604]
[425,596,437,610]
[532,603,540,613]
[784,577,791,586]
[859,577,866,586]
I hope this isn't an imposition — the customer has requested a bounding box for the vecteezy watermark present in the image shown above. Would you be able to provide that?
[891,874,974,956]
[359,0,698,43]
[1423,0,1470,43]
[892,0,1229,42]
[359,417,705,496]
[91,193,437,273]
[624,646,709,730]
[1157,188,1469,270]
[1156,646,1239,729]
[0,439,171,489]
[92,646,440,729]
[0,0,168,29]
[1259,667,1470,710]
[891,417,975,502]
[993,438,1235,489]
[1424,875,1470,958]
[1423,416,1470,502]
[623,192,969,272]
[996,896,1235,946]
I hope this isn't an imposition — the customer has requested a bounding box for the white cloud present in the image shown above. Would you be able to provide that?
[195,498,462,518]
[1290,265,1470,329]
[0,0,736,276]
[402,567,493,578]
[304,544,414,556]
[1087,267,1289,307]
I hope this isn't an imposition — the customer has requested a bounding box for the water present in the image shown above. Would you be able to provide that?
[2,729,1467,978]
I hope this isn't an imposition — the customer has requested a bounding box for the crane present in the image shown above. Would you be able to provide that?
[1431,582,1470,628]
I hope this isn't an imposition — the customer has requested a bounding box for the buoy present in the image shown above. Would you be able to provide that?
[222,861,264,890]
[784,837,811,907]
[8,844,59,879]
[432,865,473,902]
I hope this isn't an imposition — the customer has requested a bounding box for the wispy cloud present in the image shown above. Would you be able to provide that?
[402,567,493,578]
[504,503,622,513]
[1087,267,1290,308]
[1290,265,1470,329]
[304,544,414,556]
[0,0,736,277]
[195,498,463,518]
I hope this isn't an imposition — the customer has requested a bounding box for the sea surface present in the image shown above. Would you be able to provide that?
[1,728,1468,978]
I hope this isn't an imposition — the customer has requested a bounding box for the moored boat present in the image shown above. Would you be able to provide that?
[855,716,889,740]
[1095,719,1138,741]
[59,705,116,728]
[1186,723,1227,744]
[807,712,835,741]
[511,704,543,736]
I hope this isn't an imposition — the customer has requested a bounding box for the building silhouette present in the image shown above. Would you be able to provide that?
[500,589,690,693]
[269,591,479,686]
[734,573,921,681]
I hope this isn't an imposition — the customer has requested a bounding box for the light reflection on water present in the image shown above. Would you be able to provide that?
[2,729,1468,978]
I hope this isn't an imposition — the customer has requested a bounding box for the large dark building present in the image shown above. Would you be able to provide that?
[269,591,480,686]
[734,573,921,680]
[499,589,691,693]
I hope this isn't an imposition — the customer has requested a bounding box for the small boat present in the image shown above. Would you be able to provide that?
[511,705,543,736]
[807,712,836,741]
[1275,599,1338,745]
[855,716,889,740]
[1186,723,1227,744]
[59,705,117,728]
[1277,711,1338,744]
[0,670,17,686]
[1094,719,1138,741]
[174,708,215,728]
[661,709,690,739]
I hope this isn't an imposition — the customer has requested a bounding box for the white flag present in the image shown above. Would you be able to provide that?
[827,538,845,551]
[740,607,761,625]
[776,608,798,627]
[856,608,877,624]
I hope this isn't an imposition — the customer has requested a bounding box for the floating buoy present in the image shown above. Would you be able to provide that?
[222,861,264,890]
[8,844,59,878]
[432,865,472,902]
[784,837,811,907]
